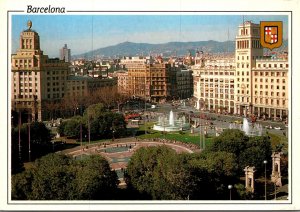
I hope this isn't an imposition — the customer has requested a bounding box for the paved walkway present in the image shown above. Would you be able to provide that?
[65,137,196,173]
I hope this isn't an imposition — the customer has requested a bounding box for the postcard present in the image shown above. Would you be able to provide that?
[1,0,300,210]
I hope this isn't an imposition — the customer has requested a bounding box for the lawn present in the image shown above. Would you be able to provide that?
[137,122,213,147]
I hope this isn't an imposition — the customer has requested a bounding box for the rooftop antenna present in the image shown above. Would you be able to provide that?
[242,15,245,35]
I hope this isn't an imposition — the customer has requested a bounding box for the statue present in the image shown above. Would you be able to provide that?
[27,20,32,30]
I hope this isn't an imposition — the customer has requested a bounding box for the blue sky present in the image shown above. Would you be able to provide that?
[11,15,288,57]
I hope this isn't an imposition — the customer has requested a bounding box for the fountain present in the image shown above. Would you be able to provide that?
[153,110,190,132]
[229,118,263,136]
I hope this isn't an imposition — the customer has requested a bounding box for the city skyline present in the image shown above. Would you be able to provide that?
[11,15,288,58]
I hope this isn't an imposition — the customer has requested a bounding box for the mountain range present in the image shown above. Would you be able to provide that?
[73,40,288,59]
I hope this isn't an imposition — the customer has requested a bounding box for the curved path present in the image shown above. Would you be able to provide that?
[66,138,197,171]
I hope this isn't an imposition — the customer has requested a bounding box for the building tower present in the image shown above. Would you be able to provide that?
[60,44,71,62]
[11,20,69,121]
[234,21,263,116]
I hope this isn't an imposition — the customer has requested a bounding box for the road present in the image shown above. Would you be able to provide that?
[144,101,288,138]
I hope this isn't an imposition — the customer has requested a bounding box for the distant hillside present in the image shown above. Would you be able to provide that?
[73,39,288,59]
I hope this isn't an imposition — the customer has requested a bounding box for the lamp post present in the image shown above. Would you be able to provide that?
[228,184,233,200]
[77,107,83,151]
[87,111,91,145]
[28,113,31,162]
[18,109,22,162]
[263,160,268,200]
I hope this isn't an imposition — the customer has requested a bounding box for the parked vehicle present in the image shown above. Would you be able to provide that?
[265,125,273,129]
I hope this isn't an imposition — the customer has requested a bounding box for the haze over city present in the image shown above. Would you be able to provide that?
[11,14,288,57]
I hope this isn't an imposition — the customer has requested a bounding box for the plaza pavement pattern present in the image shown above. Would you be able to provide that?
[65,137,198,183]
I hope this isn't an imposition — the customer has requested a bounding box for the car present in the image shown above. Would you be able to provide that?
[274,126,282,130]
[265,125,273,129]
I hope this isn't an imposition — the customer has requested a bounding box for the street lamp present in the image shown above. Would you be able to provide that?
[263,160,268,200]
[228,184,233,200]
[77,107,83,151]
[28,113,31,162]
[18,109,22,162]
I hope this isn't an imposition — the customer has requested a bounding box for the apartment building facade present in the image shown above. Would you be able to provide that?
[119,56,193,102]
[11,27,69,121]
[11,21,116,121]
[192,21,289,120]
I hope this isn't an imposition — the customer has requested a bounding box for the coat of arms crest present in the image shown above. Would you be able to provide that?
[260,21,283,50]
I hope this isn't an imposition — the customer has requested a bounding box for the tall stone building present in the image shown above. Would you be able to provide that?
[234,21,263,116]
[192,21,288,120]
[11,21,116,121]
[60,44,71,63]
[120,56,192,102]
[11,21,69,121]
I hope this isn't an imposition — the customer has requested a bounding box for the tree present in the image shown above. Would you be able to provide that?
[60,116,86,139]
[126,146,192,200]
[28,122,51,145]
[188,151,238,200]
[206,129,248,156]
[11,153,119,200]
[240,136,272,176]
[11,169,33,200]
[11,121,52,171]
[29,153,74,200]
[205,129,272,177]
[83,103,126,139]
[70,155,119,199]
